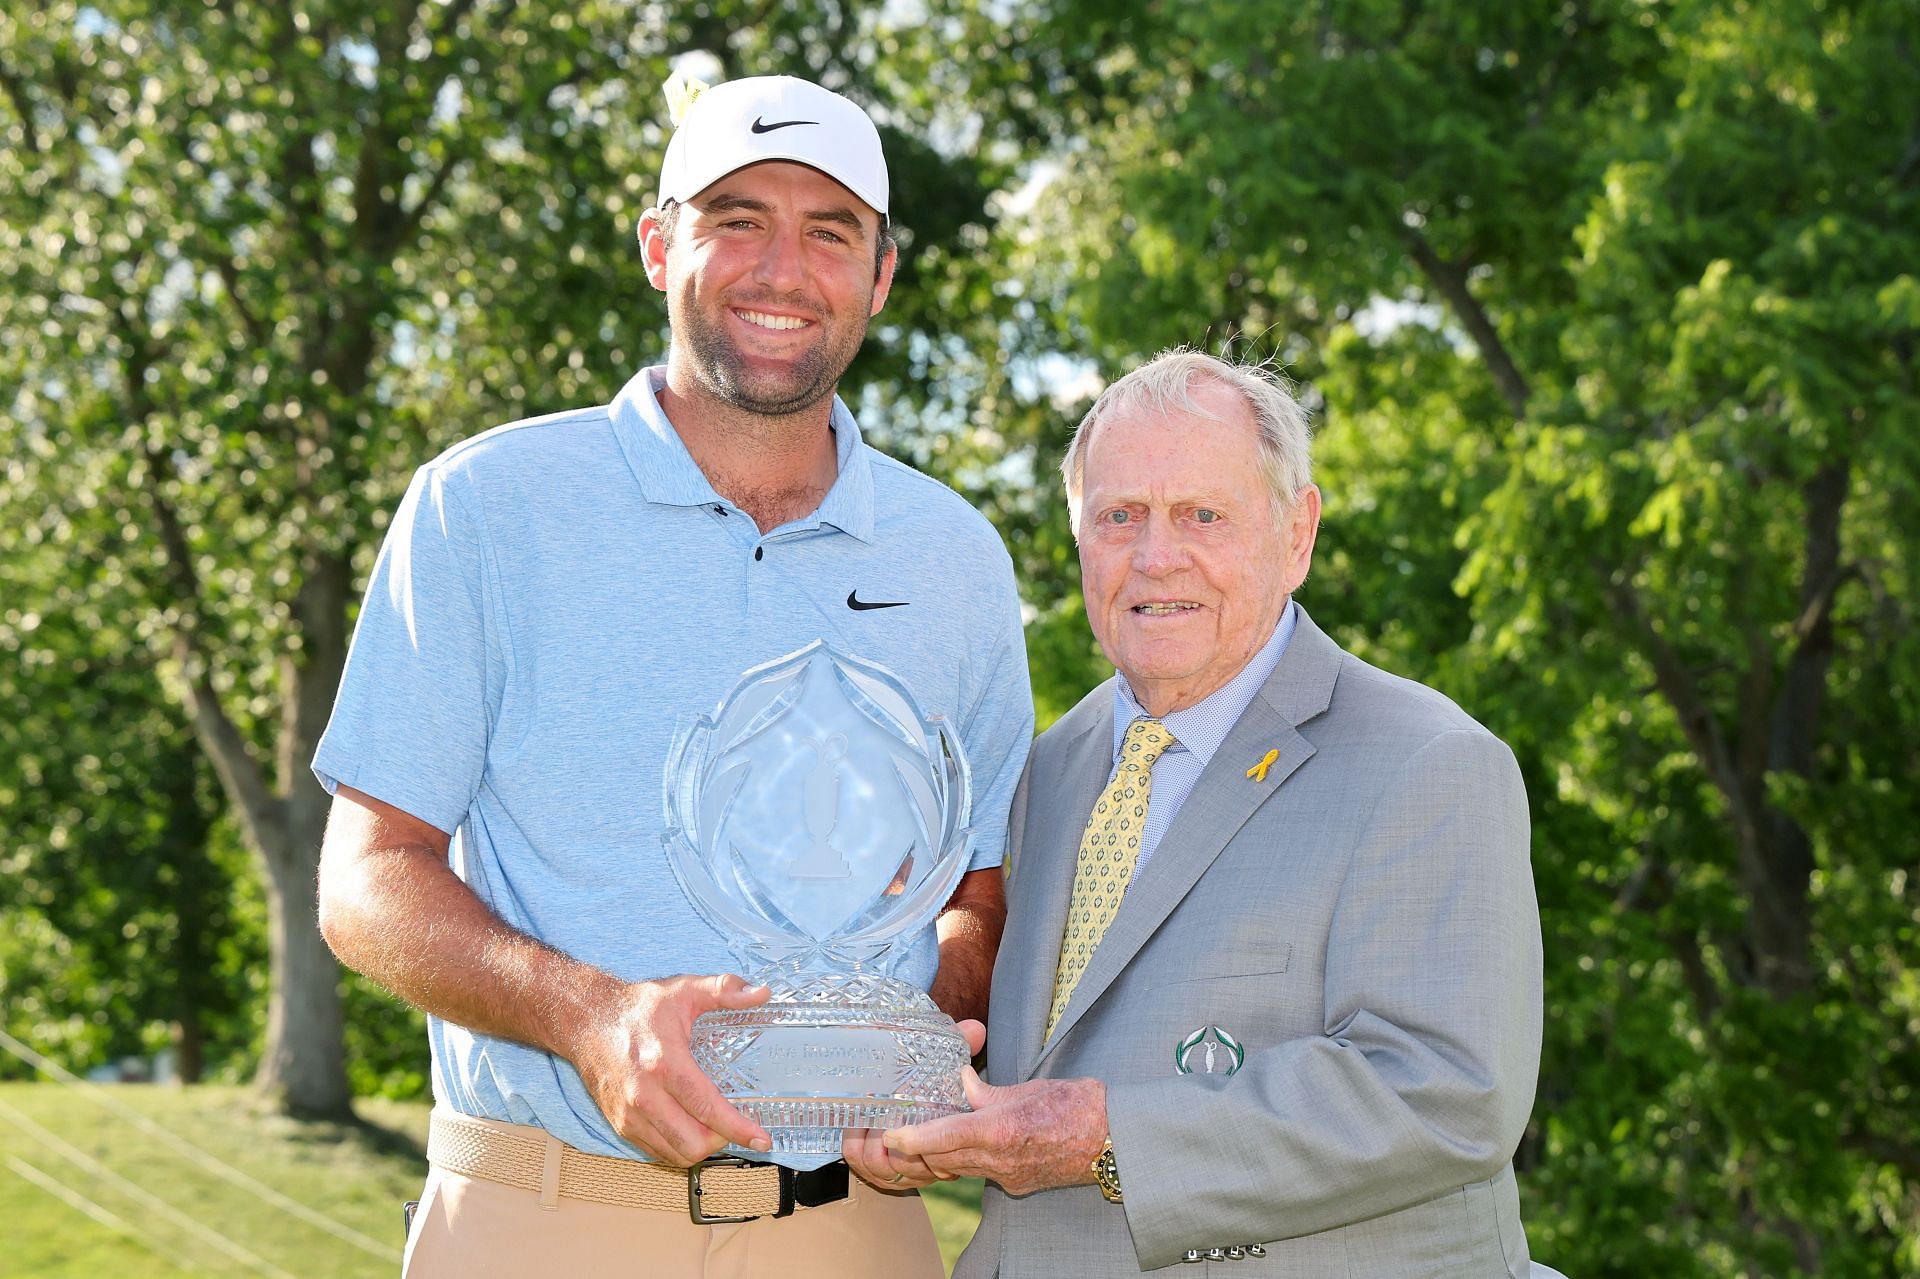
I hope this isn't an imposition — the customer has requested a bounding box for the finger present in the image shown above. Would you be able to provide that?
[959,1065,998,1110]
[841,1129,898,1187]
[613,1108,686,1167]
[887,1150,941,1182]
[645,1096,732,1166]
[668,1065,772,1153]
[957,1019,986,1056]
[842,1127,884,1166]
[704,973,771,1009]
[883,1111,979,1157]
[918,1151,968,1181]
[915,1148,984,1183]
[847,1131,934,1188]
[645,1066,752,1162]
[854,1126,937,1179]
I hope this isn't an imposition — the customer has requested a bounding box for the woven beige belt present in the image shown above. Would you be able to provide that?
[428,1109,807,1220]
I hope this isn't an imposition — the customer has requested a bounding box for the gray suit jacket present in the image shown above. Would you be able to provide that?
[959,608,1541,1277]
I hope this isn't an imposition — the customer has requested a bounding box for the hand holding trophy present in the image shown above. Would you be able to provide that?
[663,641,974,1160]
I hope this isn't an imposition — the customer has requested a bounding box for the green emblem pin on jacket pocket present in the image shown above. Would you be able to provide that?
[1175,1025,1245,1076]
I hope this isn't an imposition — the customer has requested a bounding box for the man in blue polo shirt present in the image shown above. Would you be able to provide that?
[313,74,1033,1277]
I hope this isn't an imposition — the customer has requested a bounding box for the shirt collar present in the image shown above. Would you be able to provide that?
[609,366,877,543]
[1111,599,1300,767]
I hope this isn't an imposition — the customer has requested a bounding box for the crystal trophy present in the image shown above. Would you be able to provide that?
[663,641,974,1158]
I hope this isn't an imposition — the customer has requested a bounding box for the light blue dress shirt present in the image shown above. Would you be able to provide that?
[1110,600,1299,875]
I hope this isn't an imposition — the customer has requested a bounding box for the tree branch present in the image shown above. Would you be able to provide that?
[116,310,284,844]
[1602,567,1744,813]
[210,245,272,349]
[396,147,463,242]
[351,113,398,252]
[428,0,481,42]
[0,60,42,154]
[267,15,330,274]
[1895,123,1920,190]
[1733,621,1774,794]
[1609,561,1822,991]
[152,503,286,846]
[364,0,500,259]
[166,138,275,351]
[1894,33,1920,190]
[1841,1130,1920,1181]
[1770,461,1849,780]
[1615,852,1723,1024]
[1391,0,1428,45]
[1726,462,1852,998]
[1404,226,1533,420]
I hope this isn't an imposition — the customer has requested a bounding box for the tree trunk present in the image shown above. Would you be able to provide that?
[254,811,352,1117]
[253,549,356,1118]
[171,1015,204,1086]
[174,545,357,1118]
[1731,815,1816,999]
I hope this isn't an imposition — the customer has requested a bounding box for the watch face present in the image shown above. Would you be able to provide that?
[1093,1147,1123,1202]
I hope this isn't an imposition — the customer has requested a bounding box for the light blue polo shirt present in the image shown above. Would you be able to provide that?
[313,366,1034,1166]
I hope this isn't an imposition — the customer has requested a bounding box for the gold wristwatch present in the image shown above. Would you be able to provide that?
[1091,1137,1123,1203]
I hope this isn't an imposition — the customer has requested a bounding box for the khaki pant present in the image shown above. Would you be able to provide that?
[402,1119,944,1279]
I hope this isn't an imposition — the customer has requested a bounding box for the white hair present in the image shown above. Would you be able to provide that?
[1061,349,1314,536]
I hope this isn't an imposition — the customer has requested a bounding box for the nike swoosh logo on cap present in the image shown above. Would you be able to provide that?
[751,116,818,134]
[847,591,909,611]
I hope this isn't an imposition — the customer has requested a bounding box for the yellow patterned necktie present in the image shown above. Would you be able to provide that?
[1044,718,1177,1040]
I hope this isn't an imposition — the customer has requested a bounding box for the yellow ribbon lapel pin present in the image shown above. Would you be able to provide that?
[1245,748,1280,783]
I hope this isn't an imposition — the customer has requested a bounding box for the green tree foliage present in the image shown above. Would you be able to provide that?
[0,565,257,1084]
[0,0,1014,1116]
[952,0,1919,1271]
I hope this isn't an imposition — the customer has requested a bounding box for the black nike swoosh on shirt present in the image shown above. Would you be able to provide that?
[847,591,909,611]
[751,117,819,134]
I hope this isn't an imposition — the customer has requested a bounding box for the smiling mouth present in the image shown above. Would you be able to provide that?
[1133,602,1200,615]
[734,308,812,331]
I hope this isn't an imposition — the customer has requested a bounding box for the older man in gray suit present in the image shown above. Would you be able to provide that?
[880,350,1543,1275]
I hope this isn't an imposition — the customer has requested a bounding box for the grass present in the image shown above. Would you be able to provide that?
[0,1082,984,1276]
[922,1174,984,1268]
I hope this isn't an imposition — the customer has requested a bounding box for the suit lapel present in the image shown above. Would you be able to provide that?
[1006,699,1116,1082]
[1032,610,1345,1070]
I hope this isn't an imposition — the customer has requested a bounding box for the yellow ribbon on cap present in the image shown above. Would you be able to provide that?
[1246,748,1280,783]
[663,69,710,127]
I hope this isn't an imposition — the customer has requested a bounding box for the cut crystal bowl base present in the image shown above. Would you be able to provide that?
[690,971,970,1158]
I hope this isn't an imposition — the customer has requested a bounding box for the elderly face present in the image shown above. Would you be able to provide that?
[642,160,893,417]
[1075,381,1320,716]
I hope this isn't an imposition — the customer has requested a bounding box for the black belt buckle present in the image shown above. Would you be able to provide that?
[688,1156,760,1225]
[687,1157,853,1224]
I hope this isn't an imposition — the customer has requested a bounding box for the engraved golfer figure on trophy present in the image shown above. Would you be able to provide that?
[663,641,974,1158]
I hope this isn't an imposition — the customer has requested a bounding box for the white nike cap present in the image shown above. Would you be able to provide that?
[656,75,890,223]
